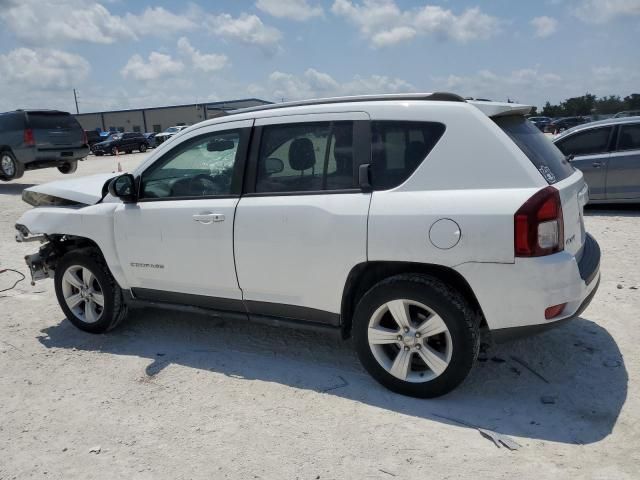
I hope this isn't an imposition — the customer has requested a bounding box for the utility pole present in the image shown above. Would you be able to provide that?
[73,88,79,114]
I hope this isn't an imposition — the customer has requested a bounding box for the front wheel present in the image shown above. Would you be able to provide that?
[353,274,479,398]
[139,143,147,153]
[54,250,128,333]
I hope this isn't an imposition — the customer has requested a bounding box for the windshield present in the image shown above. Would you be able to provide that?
[494,115,575,184]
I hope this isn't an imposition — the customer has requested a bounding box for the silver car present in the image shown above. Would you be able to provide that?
[554,117,640,203]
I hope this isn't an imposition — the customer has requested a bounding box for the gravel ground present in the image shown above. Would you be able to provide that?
[1,153,639,479]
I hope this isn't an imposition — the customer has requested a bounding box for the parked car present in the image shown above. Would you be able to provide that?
[544,116,589,134]
[554,117,640,203]
[15,93,600,398]
[0,109,89,181]
[143,132,157,148]
[613,110,640,118]
[528,116,552,131]
[92,132,149,156]
[154,125,188,145]
[85,130,104,150]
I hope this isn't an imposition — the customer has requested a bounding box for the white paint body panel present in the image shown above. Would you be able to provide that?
[16,97,598,333]
[24,173,115,205]
[234,193,370,313]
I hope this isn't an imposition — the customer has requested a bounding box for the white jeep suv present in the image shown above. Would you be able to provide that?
[15,93,600,397]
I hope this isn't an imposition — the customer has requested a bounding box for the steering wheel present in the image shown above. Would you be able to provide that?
[188,173,222,196]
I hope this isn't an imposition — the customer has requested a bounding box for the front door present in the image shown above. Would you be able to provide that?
[114,120,252,308]
[234,112,371,324]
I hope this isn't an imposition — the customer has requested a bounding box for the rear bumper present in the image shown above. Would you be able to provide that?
[455,234,601,335]
[16,146,89,168]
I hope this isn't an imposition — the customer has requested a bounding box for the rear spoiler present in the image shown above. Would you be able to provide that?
[468,101,532,118]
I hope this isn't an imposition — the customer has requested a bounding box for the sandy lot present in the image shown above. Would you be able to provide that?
[1,153,639,479]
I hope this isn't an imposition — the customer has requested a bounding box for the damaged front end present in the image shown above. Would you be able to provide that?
[16,225,93,286]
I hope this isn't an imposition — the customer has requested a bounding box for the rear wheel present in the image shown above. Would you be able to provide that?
[57,161,78,175]
[0,151,24,180]
[54,250,128,333]
[139,143,147,153]
[353,274,479,398]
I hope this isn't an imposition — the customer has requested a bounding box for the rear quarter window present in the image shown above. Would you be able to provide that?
[494,115,574,184]
[370,121,445,190]
[0,112,24,130]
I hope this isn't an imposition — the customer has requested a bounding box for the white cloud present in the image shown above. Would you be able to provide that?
[0,0,135,45]
[120,52,184,81]
[256,0,323,21]
[0,1,198,45]
[0,47,90,89]
[331,0,501,47]
[205,13,282,52]
[177,37,228,72]
[573,0,640,23]
[124,7,197,36]
[433,67,566,105]
[255,68,415,101]
[531,16,558,37]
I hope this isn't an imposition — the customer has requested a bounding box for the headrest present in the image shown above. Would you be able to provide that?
[289,138,316,171]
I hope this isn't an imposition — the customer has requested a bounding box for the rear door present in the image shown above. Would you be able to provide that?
[606,122,640,200]
[554,126,614,200]
[26,111,84,149]
[234,112,370,325]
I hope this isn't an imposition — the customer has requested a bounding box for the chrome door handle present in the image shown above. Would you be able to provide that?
[193,213,225,224]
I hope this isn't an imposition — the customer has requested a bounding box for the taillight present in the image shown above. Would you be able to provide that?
[515,186,564,257]
[23,128,35,146]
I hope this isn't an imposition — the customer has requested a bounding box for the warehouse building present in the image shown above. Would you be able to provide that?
[74,98,271,133]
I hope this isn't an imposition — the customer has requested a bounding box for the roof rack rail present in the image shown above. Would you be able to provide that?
[230,92,465,115]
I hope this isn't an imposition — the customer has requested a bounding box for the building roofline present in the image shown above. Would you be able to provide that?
[74,98,272,116]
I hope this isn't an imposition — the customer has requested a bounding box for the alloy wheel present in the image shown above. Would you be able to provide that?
[61,265,105,324]
[1,154,15,177]
[367,299,453,383]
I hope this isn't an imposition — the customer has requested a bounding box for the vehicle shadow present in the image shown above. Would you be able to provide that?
[585,204,640,217]
[38,308,627,445]
[0,183,37,195]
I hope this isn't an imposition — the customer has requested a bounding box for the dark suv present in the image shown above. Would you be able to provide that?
[92,132,149,156]
[544,116,589,134]
[0,110,89,181]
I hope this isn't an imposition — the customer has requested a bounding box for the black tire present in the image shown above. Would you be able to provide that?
[139,143,147,153]
[95,152,104,156]
[352,274,480,398]
[0,150,25,180]
[54,249,128,334]
[57,161,78,175]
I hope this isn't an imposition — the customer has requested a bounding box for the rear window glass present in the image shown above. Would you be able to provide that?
[494,115,574,184]
[371,121,445,190]
[27,112,78,129]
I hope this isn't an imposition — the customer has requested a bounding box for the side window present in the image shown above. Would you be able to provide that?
[141,129,241,200]
[256,121,355,193]
[556,127,613,156]
[370,121,446,190]
[617,124,640,151]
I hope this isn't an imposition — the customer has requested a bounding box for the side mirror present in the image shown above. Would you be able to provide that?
[264,157,284,175]
[207,139,235,152]
[108,173,137,203]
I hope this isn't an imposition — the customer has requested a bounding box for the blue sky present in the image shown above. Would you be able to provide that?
[0,0,638,113]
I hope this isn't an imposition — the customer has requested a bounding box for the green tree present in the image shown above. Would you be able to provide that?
[623,94,640,110]
[595,95,624,114]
